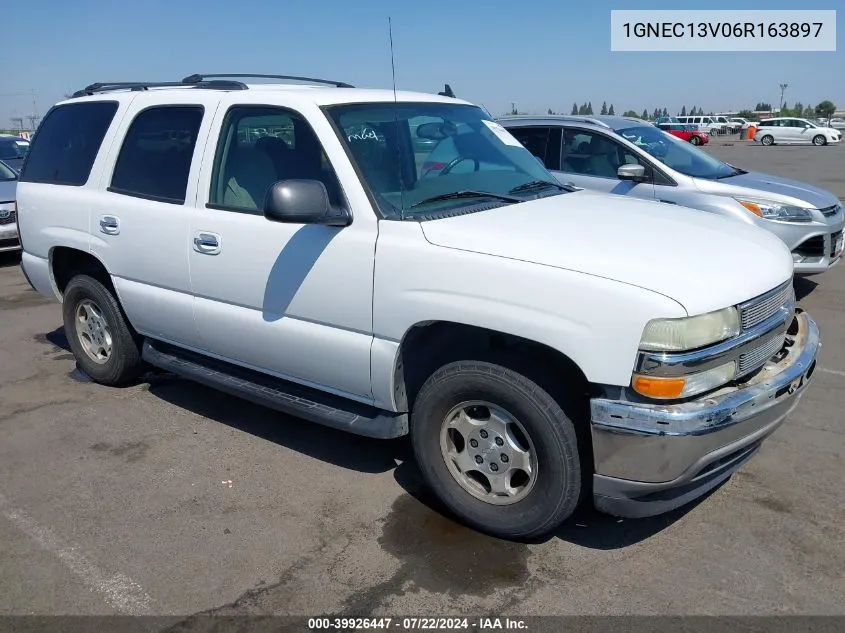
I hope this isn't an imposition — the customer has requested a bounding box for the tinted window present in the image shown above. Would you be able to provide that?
[506,126,561,169]
[209,106,344,212]
[0,139,28,160]
[19,101,118,185]
[110,106,204,204]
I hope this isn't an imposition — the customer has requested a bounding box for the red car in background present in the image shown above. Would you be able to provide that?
[657,122,709,146]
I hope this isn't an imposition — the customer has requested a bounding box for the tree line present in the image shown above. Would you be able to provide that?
[511,100,838,123]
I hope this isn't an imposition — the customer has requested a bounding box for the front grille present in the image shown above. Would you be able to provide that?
[739,282,793,331]
[0,210,15,225]
[738,332,785,376]
[0,237,19,249]
[819,204,841,217]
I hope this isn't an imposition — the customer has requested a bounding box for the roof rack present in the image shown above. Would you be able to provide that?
[70,79,247,98]
[181,73,354,88]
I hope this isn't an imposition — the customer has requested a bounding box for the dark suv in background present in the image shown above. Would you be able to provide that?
[0,135,30,173]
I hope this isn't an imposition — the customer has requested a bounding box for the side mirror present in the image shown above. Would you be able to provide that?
[617,164,647,181]
[263,180,350,226]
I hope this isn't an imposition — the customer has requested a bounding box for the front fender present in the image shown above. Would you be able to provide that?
[371,221,687,393]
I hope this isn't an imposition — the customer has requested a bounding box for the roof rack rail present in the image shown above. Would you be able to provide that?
[70,79,248,98]
[181,73,354,88]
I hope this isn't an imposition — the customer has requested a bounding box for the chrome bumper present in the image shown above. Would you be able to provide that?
[590,309,819,518]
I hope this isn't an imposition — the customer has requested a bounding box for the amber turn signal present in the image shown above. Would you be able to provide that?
[631,375,686,399]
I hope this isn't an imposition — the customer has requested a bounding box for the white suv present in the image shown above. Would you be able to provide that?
[16,74,820,540]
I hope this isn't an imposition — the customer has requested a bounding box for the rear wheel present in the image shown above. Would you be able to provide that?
[760,134,774,146]
[62,274,145,386]
[812,134,827,146]
[411,360,582,541]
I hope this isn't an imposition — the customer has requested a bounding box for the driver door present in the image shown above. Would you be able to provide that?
[554,129,655,200]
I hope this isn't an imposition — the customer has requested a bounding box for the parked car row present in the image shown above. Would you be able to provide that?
[11,76,825,541]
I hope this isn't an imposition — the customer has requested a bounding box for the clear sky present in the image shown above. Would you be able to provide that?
[2,0,842,126]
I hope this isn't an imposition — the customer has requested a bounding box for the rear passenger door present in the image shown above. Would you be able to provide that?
[90,93,220,346]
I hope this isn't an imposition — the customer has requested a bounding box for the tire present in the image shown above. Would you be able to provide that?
[812,134,826,146]
[760,134,774,146]
[62,274,145,386]
[690,136,701,146]
[411,360,582,541]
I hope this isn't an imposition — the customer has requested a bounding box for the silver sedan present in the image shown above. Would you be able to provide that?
[499,115,844,276]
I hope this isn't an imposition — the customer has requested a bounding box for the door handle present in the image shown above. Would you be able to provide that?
[193,232,221,255]
[99,215,120,235]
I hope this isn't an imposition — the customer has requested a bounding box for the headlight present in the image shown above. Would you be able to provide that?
[639,306,740,352]
[735,197,813,222]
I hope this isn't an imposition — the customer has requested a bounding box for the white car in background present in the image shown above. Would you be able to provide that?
[729,117,753,130]
[755,118,842,146]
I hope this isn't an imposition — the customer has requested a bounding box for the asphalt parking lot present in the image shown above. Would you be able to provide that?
[1,138,844,621]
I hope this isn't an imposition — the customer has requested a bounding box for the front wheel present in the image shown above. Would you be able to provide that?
[760,134,774,146]
[690,136,701,146]
[812,134,827,146]
[411,360,582,541]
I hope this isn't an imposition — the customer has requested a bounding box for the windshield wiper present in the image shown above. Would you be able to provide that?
[508,180,571,194]
[408,190,522,209]
[713,165,748,179]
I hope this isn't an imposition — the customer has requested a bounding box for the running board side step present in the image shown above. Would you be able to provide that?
[141,340,408,439]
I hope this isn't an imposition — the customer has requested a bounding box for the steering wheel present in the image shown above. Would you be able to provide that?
[440,155,480,175]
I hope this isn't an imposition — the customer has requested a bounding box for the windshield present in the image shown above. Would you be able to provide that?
[324,102,564,218]
[0,139,29,160]
[616,125,740,179]
[0,160,16,180]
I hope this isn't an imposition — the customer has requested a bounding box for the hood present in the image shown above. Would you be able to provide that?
[419,190,793,316]
[696,171,840,209]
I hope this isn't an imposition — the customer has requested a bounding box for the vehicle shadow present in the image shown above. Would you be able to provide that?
[146,374,406,474]
[794,275,819,301]
[39,325,712,550]
[147,367,701,549]
[391,459,711,549]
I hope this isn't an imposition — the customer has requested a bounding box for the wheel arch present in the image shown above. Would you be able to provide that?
[391,320,595,420]
[49,246,115,300]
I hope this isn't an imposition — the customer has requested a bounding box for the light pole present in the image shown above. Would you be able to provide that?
[779,83,788,112]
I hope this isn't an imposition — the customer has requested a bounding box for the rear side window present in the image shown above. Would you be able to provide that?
[109,105,204,204]
[506,126,561,170]
[19,101,118,185]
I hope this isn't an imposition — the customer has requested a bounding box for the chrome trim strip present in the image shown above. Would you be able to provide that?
[635,295,795,378]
